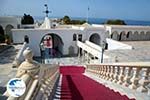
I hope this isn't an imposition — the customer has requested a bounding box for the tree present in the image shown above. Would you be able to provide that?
[62,15,86,25]
[21,14,34,24]
[63,16,71,24]
[70,20,86,25]
[105,19,126,25]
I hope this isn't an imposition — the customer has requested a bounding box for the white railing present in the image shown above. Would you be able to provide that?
[5,47,60,100]
[12,42,28,67]
[35,64,59,100]
[77,41,101,57]
[86,63,150,95]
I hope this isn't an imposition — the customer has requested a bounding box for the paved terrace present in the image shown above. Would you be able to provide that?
[105,41,150,62]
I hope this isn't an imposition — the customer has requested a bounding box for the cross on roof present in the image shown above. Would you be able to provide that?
[43,4,51,17]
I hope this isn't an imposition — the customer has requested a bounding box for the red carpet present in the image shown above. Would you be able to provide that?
[59,66,85,75]
[60,66,135,100]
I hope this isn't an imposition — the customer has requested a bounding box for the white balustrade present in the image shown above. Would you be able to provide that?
[123,67,132,87]
[109,66,115,81]
[5,47,60,100]
[137,68,150,92]
[113,66,120,83]
[117,66,125,85]
[86,63,150,95]
[129,67,141,89]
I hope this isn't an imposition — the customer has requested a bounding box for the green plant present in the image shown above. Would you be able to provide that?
[21,13,34,24]
[105,19,126,25]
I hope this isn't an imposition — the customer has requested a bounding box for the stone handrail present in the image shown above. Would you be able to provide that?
[35,64,59,100]
[12,42,28,67]
[86,63,150,95]
[5,47,60,100]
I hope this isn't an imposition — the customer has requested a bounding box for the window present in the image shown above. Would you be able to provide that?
[73,34,77,41]
[78,34,82,41]
[24,35,29,43]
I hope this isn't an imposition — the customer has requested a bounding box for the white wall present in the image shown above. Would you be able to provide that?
[109,26,150,41]
[12,27,107,57]
[85,28,107,45]
[12,29,82,56]
[0,16,21,29]
[106,38,132,50]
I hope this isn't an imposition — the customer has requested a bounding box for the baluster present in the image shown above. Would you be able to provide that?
[95,66,98,76]
[105,66,111,80]
[100,66,104,78]
[137,68,150,92]
[117,66,125,85]
[123,67,132,87]
[99,66,103,77]
[94,66,96,75]
[96,66,99,76]
[98,66,101,77]
[103,66,108,79]
[102,66,107,79]
[113,66,120,83]
[129,67,141,89]
[90,66,93,74]
[91,66,94,74]
[97,66,100,77]
[109,66,115,81]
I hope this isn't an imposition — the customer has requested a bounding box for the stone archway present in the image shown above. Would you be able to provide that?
[89,33,101,45]
[40,33,64,58]
[133,31,139,40]
[146,31,150,40]
[140,31,145,40]
[119,31,126,41]
[111,31,119,41]
[5,24,14,41]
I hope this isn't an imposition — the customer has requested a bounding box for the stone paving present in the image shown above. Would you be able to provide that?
[104,41,150,63]
[44,57,84,65]
[0,45,22,87]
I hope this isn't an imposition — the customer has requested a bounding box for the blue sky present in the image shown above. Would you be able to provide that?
[0,0,150,21]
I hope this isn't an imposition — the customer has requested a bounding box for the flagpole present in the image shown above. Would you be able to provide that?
[86,6,89,23]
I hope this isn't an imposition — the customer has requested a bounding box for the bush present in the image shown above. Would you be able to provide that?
[21,13,34,25]
[105,19,126,25]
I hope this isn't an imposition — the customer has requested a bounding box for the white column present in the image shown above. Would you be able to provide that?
[129,67,141,89]
[123,67,132,87]
[137,68,150,92]
[117,66,125,85]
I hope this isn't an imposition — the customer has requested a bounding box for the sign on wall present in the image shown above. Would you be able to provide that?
[43,35,53,48]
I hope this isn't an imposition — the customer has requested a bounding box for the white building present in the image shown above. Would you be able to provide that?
[11,17,150,57]
[0,16,21,40]
[12,18,107,57]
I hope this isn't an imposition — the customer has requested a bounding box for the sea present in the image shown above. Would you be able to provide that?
[34,16,150,26]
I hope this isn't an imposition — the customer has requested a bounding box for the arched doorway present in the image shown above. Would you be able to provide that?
[0,25,5,43]
[89,33,101,45]
[5,24,14,42]
[111,31,119,41]
[146,31,150,40]
[119,31,126,41]
[40,33,64,58]
[133,31,139,40]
